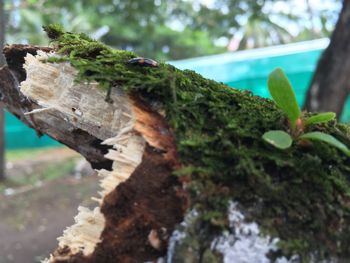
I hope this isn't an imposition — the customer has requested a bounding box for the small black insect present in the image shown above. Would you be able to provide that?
[127,57,159,67]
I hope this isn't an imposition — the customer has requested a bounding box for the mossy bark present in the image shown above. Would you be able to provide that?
[2,25,350,262]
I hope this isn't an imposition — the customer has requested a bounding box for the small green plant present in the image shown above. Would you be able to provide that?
[263,68,350,156]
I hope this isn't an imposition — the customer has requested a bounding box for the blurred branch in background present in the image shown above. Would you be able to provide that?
[304,0,350,115]
[0,0,5,180]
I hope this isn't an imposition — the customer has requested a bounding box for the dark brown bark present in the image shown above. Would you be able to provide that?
[304,0,350,116]
[53,145,185,263]
[0,0,6,180]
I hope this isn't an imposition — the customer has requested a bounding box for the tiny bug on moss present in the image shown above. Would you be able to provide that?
[127,57,159,67]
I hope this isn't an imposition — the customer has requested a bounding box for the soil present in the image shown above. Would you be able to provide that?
[0,148,99,263]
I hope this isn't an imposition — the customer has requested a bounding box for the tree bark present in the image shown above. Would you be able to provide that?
[1,42,350,263]
[0,0,6,180]
[0,45,117,169]
[304,0,350,115]
[0,45,186,263]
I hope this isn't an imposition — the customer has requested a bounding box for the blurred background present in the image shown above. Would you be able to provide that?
[0,0,347,262]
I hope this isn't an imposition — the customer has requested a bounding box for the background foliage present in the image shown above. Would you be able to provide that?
[4,0,341,60]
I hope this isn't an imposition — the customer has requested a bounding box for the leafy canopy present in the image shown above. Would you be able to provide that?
[4,0,340,60]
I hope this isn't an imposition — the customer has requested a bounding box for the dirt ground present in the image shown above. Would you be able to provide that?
[0,148,99,263]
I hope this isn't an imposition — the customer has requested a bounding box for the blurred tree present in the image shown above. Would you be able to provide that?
[4,0,339,60]
[236,14,293,49]
[304,0,350,116]
[180,0,295,49]
[0,0,5,180]
[5,0,226,60]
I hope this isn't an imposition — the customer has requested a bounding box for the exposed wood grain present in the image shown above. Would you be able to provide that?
[0,46,112,169]
[0,45,186,263]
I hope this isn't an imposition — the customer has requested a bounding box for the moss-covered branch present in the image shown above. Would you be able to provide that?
[43,24,350,261]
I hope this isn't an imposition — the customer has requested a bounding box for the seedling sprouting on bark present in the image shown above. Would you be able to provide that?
[263,68,350,156]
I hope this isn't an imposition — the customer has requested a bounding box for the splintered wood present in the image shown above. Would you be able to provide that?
[46,133,145,262]
[21,51,133,140]
[19,51,146,262]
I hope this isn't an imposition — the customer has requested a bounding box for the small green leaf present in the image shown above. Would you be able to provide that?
[262,130,293,149]
[268,68,301,127]
[299,132,350,157]
[305,112,336,126]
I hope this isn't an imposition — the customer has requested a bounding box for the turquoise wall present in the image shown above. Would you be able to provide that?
[5,111,60,149]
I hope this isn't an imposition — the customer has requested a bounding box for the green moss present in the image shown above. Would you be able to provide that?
[43,24,350,261]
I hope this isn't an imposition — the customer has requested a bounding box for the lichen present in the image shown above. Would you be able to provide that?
[43,24,350,261]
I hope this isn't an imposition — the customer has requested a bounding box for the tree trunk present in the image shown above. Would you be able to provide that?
[1,38,350,262]
[304,0,350,115]
[0,0,6,180]
[0,45,186,263]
